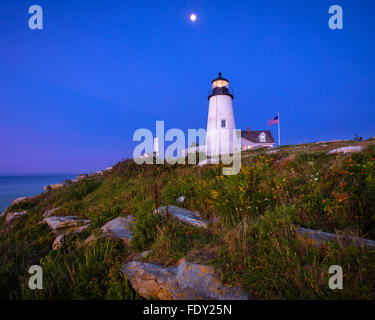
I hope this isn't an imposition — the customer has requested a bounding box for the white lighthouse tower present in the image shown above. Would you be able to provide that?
[205,73,237,156]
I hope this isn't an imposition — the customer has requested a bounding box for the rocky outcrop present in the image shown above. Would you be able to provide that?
[11,197,33,206]
[296,227,375,249]
[155,206,208,228]
[328,146,364,154]
[100,216,134,244]
[122,259,249,300]
[5,211,27,223]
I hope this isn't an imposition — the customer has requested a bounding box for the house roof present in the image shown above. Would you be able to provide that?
[241,130,275,144]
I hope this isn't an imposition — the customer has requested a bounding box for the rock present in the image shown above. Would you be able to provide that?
[101,216,134,244]
[328,146,364,154]
[5,211,27,223]
[140,250,152,258]
[155,205,208,228]
[177,196,185,203]
[43,208,61,218]
[70,174,88,183]
[104,167,113,172]
[11,197,31,206]
[122,259,249,300]
[296,227,375,249]
[44,183,64,192]
[52,234,65,250]
[84,233,98,245]
[43,216,90,234]
[96,170,104,176]
[52,224,89,250]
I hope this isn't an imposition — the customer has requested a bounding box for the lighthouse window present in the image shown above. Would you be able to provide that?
[221,120,226,128]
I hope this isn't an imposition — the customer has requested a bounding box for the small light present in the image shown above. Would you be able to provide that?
[190,14,197,22]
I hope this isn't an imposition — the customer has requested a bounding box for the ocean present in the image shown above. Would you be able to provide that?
[0,174,76,212]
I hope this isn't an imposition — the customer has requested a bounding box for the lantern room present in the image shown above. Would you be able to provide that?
[208,72,233,100]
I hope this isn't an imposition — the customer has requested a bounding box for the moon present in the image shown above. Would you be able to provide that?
[190,14,197,22]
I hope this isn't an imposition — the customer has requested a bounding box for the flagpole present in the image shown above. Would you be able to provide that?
[278,112,281,146]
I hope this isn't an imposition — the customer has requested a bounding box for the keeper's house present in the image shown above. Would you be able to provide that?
[241,128,275,150]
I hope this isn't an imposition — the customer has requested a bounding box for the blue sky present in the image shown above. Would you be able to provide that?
[0,0,374,173]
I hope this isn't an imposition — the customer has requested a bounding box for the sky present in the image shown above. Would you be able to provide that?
[0,0,374,173]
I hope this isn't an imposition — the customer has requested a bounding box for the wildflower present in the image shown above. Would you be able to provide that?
[340,182,345,187]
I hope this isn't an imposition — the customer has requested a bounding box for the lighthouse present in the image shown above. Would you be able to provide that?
[205,73,237,156]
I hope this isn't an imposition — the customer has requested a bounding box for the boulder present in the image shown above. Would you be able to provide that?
[101,216,134,244]
[5,211,27,223]
[122,259,249,300]
[155,205,208,228]
[328,146,364,154]
[104,167,113,172]
[296,227,375,249]
[43,216,90,234]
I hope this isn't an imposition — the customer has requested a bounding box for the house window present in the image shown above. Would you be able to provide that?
[221,120,226,128]
[259,132,266,143]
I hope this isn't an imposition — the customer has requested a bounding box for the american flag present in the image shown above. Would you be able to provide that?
[267,115,279,126]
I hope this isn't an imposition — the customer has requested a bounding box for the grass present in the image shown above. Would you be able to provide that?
[1,139,375,299]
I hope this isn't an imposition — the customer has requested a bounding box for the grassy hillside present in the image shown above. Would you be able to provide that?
[1,139,375,299]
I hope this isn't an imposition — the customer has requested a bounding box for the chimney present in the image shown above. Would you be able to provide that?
[247,127,251,139]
